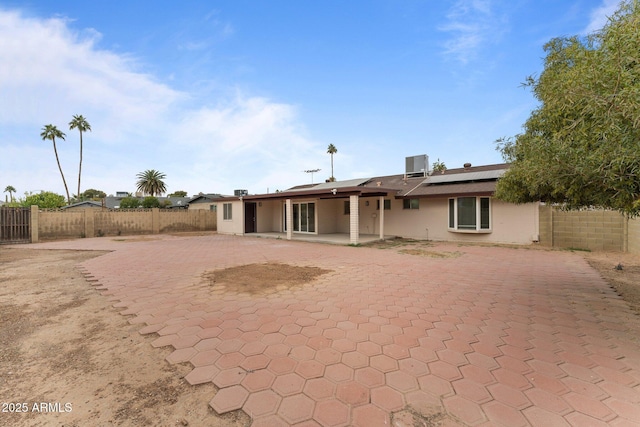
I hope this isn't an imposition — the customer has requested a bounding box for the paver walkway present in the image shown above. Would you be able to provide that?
[23,234,640,426]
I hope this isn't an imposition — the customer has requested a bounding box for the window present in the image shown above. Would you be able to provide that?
[448,197,491,231]
[288,202,316,232]
[344,201,350,215]
[376,199,391,210]
[223,203,232,220]
[403,199,419,210]
[210,204,217,212]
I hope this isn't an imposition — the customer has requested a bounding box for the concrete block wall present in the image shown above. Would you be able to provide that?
[538,205,628,252]
[159,209,215,233]
[629,216,640,254]
[38,210,86,240]
[36,208,216,241]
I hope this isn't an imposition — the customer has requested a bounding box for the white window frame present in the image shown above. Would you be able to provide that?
[223,203,233,221]
[448,197,491,233]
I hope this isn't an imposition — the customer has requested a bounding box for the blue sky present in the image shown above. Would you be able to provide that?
[0,0,620,198]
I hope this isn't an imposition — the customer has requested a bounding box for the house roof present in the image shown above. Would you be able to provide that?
[103,196,191,209]
[61,200,103,209]
[288,178,371,191]
[213,162,510,202]
[188,193,226,203]
[402,163,509,198]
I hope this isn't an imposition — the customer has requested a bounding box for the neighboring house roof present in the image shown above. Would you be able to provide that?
[188,193,226,204]
[103,196,191,209]
[61,201,103,209]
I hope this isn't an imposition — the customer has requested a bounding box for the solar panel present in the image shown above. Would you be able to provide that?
[423,169,506,184]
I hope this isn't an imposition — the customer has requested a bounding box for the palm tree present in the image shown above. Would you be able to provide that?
[4,185,16,203]
[69,115,91,201]
[136,170,167,196]
[327,144,338,181]
[40,124,71,204]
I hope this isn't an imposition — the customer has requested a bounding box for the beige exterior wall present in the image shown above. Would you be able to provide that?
[37,208,216,240]
[243,195,538,245]
[319,199,342,234]
[256,200,280,233]
[355,197,538,245]
[216,201,244,235]
[538,205,627,252]
[629,216,640,254]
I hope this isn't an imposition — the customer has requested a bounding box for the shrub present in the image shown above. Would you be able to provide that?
[142,196,160,208]
[119,197,141,209]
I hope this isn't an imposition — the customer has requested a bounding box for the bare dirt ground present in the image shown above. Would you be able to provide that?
[0,240,638,426]
[0,248,250,427]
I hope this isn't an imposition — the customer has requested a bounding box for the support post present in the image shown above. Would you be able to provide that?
[286,199,293,240]
[379,196,385,240]
[349,195,359,245]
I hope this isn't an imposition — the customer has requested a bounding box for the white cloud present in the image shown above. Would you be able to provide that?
[438,0,506,64]
[0,8,321,196]
[582,0,620,34]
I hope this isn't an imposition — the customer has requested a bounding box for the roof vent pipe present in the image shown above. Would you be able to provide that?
[464,162,472,169]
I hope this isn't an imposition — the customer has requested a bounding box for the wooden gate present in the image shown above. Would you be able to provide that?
[0,207,31,244]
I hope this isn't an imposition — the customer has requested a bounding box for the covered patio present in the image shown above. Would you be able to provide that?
[215,179,398,245]
[250,232,395,245]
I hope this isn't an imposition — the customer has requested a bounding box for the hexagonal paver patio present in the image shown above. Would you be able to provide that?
[24,234,640,426]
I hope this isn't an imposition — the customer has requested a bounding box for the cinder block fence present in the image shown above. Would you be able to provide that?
[538,204,640,253]
[31,207,216,242]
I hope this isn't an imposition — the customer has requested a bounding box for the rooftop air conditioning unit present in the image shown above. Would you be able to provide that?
[405,154,429,177]
[234,189,248,196]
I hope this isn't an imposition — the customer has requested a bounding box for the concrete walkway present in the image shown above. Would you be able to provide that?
[21,234,640,426]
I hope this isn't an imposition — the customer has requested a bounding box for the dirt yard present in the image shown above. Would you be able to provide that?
[0,242,639,426]
[0,248,250,427]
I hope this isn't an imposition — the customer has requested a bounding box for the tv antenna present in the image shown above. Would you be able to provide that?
[303,169,321,184]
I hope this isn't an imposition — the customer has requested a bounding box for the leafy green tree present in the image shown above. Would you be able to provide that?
[496,1,640,216]
[142,196,160,208]
[119,196,141,209]
[82,188,106,200]
[20,191,65,208]
[41,124,71,204]
[4,185,16,203]
[168,190,188,197]
[69,115,91,200]
[136,169,167,196]
[327,144,338,181]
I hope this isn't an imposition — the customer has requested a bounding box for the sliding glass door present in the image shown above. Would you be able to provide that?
[285,202,316,233]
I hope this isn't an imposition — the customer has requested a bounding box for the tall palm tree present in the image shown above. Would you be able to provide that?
[327,144,338,181]
[40,124,71,204]
[69,115,91,201]
[136,170,167,196]
[4,185,16,203]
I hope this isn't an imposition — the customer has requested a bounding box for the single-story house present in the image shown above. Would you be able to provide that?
[60,200,103,210]
[214,160,540,245]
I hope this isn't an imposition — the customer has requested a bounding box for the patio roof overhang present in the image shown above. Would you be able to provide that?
[215,186,396,202]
